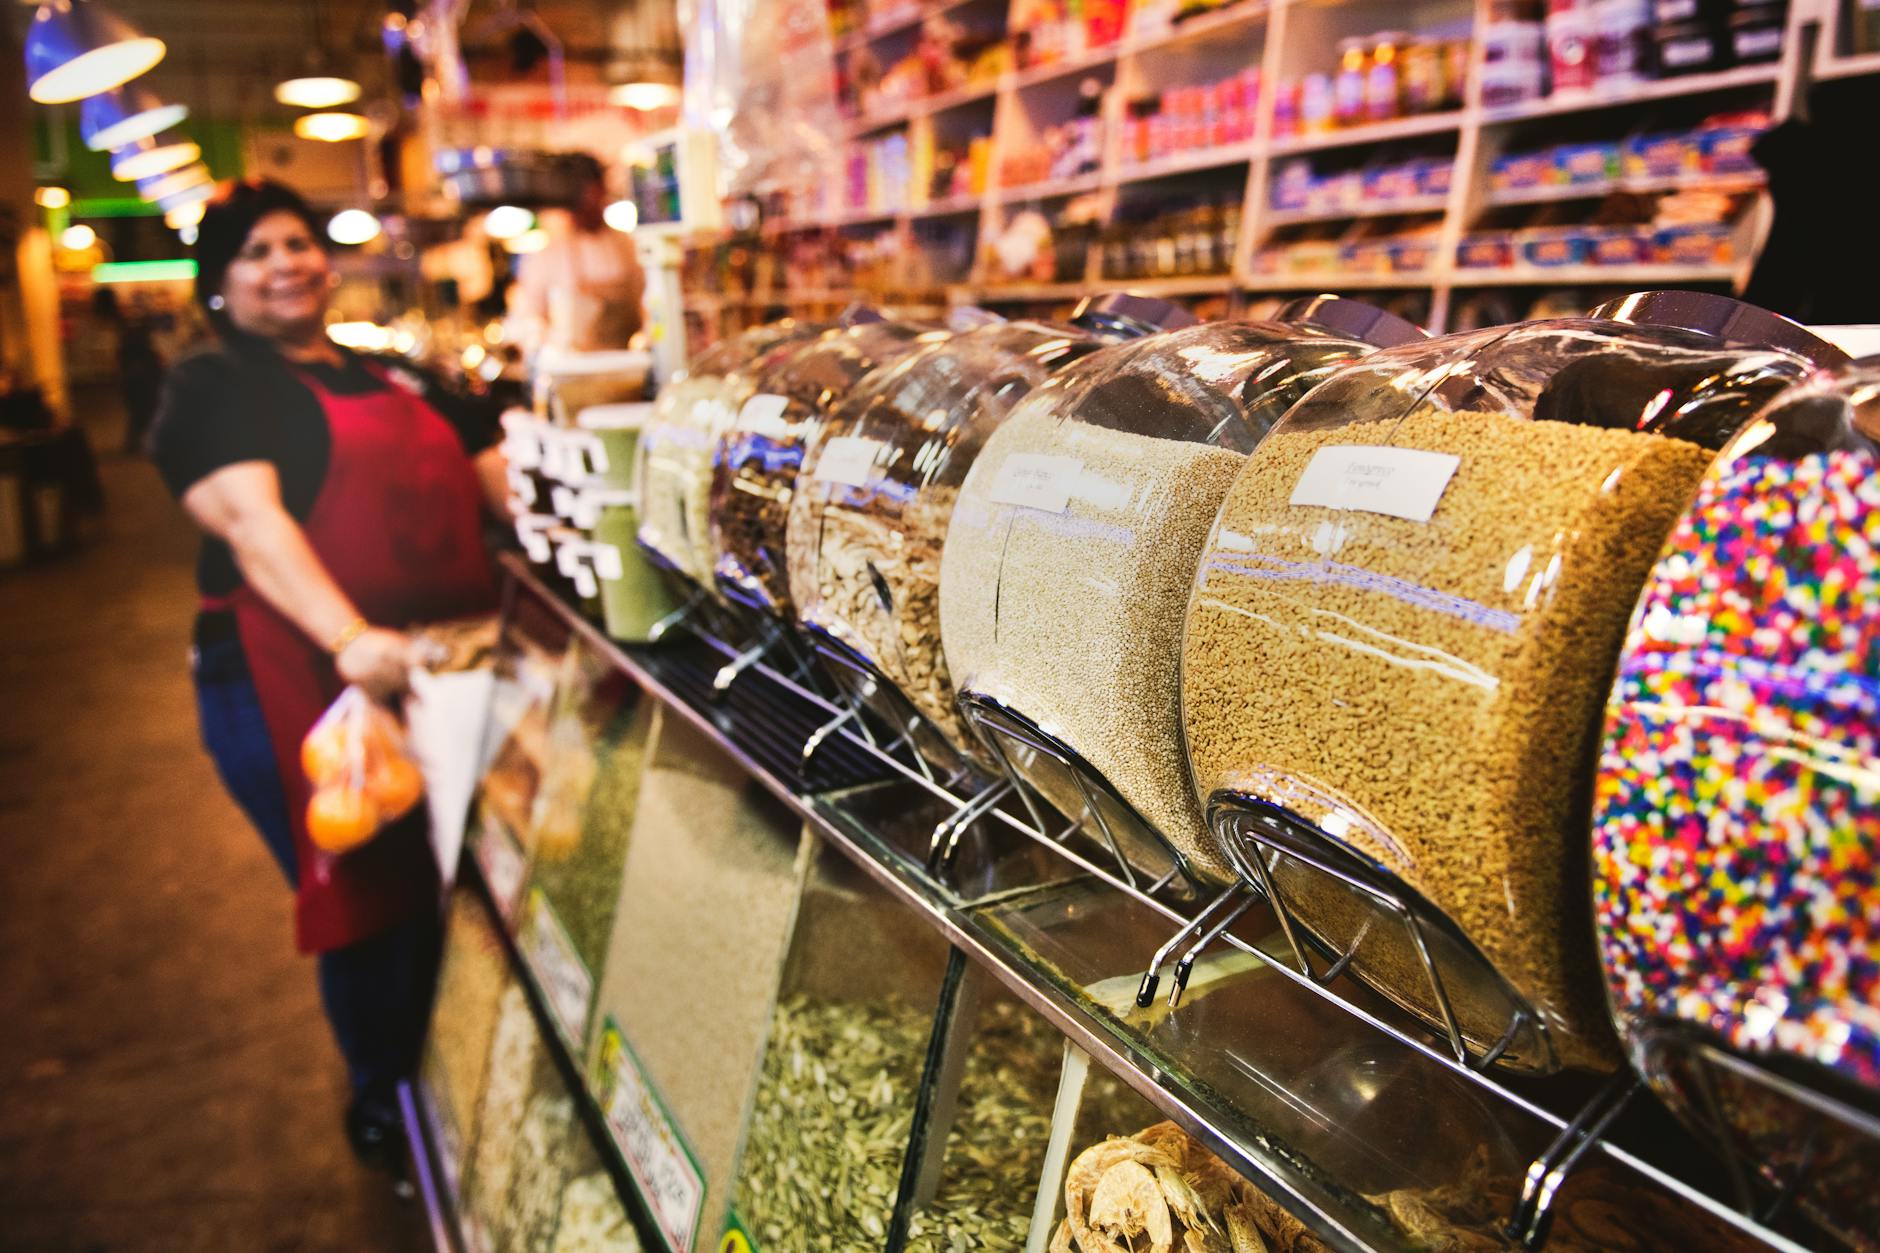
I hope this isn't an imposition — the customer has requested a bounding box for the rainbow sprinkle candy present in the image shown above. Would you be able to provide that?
[1594,447,1880,1088]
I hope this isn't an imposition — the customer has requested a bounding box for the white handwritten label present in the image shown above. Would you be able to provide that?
[988,453,1083,513]
[475,819,527,922]
[814,436,883,487]
[1289,444,1460,524]
[596,1019,706,1253]
[520,888,594,1048]
[738,393,791,437]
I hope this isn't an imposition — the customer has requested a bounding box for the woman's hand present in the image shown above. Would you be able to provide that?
[336,628,415,702]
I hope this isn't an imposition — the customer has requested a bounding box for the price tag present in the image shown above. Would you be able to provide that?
[1289,444,1460,524]
[519,888,594,1048]
[814,436,883,487]
[595,1018,706,1253]
[987,453,1083,513]
[738,393,791,437]
[475,818,527,922]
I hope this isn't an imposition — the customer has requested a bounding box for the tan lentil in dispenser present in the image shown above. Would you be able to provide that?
[1179,303,1836,1071]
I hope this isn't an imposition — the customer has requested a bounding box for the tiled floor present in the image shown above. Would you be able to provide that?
[0,397,424,1252]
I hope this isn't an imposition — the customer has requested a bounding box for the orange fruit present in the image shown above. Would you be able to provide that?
[307,786,382,854]
[366,756,425,819]
[301,720,353,784]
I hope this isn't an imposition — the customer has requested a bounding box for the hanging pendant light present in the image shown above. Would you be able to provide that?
[275,76,362,109]
[80,85,188,152]
[293,112,371,143]
[158,182,216,214]
[25,0,166,105]
[136,163,210,203]
[111,135,201,181]
[164,199,207,229]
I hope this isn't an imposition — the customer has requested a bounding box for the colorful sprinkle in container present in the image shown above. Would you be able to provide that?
[1594,361,1880,1245]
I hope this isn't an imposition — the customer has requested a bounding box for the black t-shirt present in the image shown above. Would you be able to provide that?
[149,337,502,598]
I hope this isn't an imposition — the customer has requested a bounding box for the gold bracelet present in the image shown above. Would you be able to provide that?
[328,616,371,657]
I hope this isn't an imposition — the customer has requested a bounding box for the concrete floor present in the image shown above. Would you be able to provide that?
[0,399,425,1252]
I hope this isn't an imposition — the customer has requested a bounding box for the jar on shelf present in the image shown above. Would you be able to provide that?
[1333,38,1369,128]
[1365,32,1406,123]
[1545,0,1599,95]
[1300,72,1337,134]
[939,298,1425,889]
[788,297,1186,769]
[1400,37,1446,114]
[1593,357,1878,1248]
[1180,292,1840,1074]
[636,320,827,589]
[710,313,944,618]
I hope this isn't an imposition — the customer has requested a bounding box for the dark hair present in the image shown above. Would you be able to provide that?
[194,179,327,331]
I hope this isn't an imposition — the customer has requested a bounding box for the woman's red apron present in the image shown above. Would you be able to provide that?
[209,361,497,953]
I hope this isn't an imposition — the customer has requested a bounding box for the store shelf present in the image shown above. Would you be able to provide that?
[1006,41,1123,91]
[1096,273,1236,296]
[1244,269,1438,290]
[832,0,978,51]
[848,104,920,135]
[910,191,986,218]
[1115,141,1258,185]
[492,555,1813,1253]
[916,78,1001,115]
[1477,64,1782,126]
[1450,263,1738,286]
[997,171,1104,202]
[1483,172,1765,207]
[1263,194,1450,226]
[969,281,1091,301]
[1123,0,1267,55]
[1819,49,1880,80]
[1268,111,1464,156]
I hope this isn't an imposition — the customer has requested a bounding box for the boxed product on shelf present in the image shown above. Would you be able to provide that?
[1271,156,1454,215]
[1121,67,1261,164]
[1589,221,1655,264]
[1626,129,1706,179]
[587,715,806,1251]
[1179,294,1834,1074]
[1652,219,1735,264]
[1516,223,1600,266]
[1457,229,1518,268]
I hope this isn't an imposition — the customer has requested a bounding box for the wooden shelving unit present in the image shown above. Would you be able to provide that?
[683,0,1875,333]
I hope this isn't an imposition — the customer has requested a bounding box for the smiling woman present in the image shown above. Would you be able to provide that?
[144,179,513,1172]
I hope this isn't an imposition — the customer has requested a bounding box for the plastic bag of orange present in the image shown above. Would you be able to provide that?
[301,685,426,854]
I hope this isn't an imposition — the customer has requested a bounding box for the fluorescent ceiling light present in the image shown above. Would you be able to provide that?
[25,0,166,105]
[293,112,371,143]
[483,204,534,240]
[327,209,382,246]
[93,259,199,284]
[602,199,638,233]
[80,85,188,152]
[274,75,361,109]
[608,81,681,111]
[111,139,201,181]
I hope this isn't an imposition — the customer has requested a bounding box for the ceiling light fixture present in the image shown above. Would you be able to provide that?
[608,81,681,111]
[156,182,215,213]
[34,186,71,209]
[274,75,362,109]
[135,163,210,202]
[80,84,188,151]
[327,209,383,246]
[110,137,201,181]
[60,223,97,251]
[293,111,371,143]
[503,227,549,255]
[24,0,166,105]
[602,199,639,233]
[164,201,205,229]
[482,204,534,240]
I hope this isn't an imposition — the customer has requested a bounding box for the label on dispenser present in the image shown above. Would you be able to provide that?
[988,453,1083,513]
[814,436,883,487]
[1290,445,1460,523]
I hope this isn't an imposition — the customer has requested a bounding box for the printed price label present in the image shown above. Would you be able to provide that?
[1289,444,1460,524]
[475,818,528,922]
[738,393,791,437]
[596,1018,706,1253]
[519,888,594,1048]
[987,453,1083,513]
[814,436,883,487]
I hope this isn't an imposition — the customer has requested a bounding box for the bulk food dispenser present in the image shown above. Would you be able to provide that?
[1180,292,1840,1073]
[939,298,1423,891]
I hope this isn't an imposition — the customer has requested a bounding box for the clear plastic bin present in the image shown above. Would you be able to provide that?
[1180,291,1839,1072]
[709,314,945,618]
[939,298,1423,888]
[787,297,1190,768]
[419,890,515,1205]
[1594,357,1880,1244]
[637,321,826,587]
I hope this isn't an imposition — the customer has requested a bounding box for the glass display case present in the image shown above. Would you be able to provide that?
[637,321,827,589]
[460,980,578,1253]
[419,891,516,1206]
[1593,359,1880,1247]
[586,713,806,1251]
[709,314,947,619]
[1180,292,1841,1075]
[727,842,956,1251]
[786,296,1191,773]
[938,299,1424,891]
